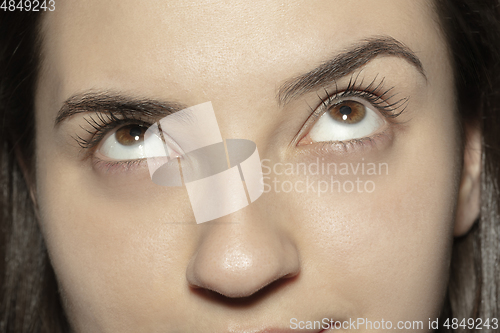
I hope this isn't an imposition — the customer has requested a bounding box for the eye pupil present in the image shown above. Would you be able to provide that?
[129,126,142,138]
[116,125,145,146]
[328,101,366,124]
[339,105,352,115]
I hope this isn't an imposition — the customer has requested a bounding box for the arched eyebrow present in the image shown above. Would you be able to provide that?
[277,36,426,106]
[54,92,188,126]
[54,36,425,126]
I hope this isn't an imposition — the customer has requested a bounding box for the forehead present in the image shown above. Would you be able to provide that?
[39,0,439,100]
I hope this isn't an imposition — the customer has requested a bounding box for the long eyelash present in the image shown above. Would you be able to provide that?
[75,111,151,151]
[320,73,409,119]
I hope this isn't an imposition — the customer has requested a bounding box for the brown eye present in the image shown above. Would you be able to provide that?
[328,100,366,124]
[115,124,146,146]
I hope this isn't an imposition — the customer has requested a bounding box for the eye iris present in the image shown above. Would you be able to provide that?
[329,101,366,124]
[115,125,145,146]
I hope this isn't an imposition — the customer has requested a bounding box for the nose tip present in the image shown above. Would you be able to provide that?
[186,223,300,298]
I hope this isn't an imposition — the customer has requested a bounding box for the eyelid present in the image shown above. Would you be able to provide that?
[293,75,409,149]
[75,112,187,172]
[74,112,153,154]
[305,86,406,134]
[322,77,408,117]
[316,91,406,123]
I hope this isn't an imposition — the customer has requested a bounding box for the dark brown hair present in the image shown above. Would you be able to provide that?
[1,2,499,332]
[434,1,500,331]
[0,10,70,333]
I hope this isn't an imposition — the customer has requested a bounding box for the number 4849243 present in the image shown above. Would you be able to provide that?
[1,0,56,11]
[443,318,499,330]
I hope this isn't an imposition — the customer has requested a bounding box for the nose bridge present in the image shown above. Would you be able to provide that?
[186,209,300,298]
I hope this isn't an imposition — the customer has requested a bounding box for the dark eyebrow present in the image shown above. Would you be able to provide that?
[54,92,188,126]
[277,36,426,106]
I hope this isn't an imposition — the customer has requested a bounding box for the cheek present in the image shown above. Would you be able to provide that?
[275,110,460,321]
[35,149,199,329]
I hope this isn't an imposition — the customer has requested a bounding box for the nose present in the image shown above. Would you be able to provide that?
[186,211,300,298]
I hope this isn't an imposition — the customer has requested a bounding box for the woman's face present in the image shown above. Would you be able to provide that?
[35,0,463,332]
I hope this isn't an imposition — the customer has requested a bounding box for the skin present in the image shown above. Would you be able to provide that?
[34,0,480,332]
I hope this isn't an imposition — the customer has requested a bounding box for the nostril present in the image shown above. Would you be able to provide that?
[187,252,279,298]
[189,273,300,305]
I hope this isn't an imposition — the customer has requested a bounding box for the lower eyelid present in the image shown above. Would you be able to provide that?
[295,128,395,157]
[92,156,148,175]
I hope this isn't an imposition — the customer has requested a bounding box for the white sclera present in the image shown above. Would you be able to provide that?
[308,103,385,142]
[99,131,146,160]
